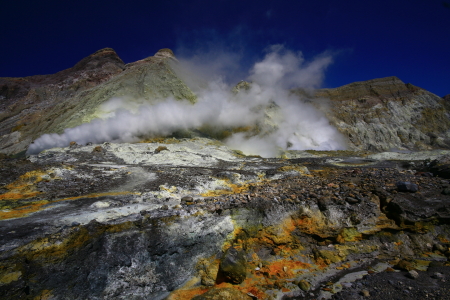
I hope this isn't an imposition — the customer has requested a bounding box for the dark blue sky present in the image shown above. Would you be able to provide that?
[1,0,449,96]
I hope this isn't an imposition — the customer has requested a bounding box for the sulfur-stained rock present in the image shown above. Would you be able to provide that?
[191,288,253,300]
[92,145,104,153]
[396,260,414,271]
[297,279,311,291]
[336,227,362,243]
[154,146,169,154]
[218,247,247,284]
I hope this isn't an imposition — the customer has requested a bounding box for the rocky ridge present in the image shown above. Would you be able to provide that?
[312,76,450,152]
[1,48,449,155]
[0,48,196,155]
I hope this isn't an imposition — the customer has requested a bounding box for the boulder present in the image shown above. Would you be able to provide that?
[218,247,247,284]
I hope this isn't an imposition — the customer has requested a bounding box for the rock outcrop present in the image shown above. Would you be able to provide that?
[313,77,450,151]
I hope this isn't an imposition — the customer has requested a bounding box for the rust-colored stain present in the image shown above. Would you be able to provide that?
[314,257,330,270]
[212,280,267,300]
[0,200,49,220]
[0,170,48,200]
[19,227,93,263]
[264,259,312,278]
[200,182,250,197]
[167,286,209,300]
[18,221,137,264]
[0,191,138,220]
[438,235,450,244]
[238,284,267,299]
[59,191,138,202]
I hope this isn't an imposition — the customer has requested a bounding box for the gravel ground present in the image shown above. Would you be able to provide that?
[331,263,450,300]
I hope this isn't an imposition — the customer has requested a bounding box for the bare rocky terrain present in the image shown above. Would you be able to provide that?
[0,49,450,300]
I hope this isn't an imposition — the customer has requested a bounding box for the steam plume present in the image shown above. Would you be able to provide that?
[27,46,347,157]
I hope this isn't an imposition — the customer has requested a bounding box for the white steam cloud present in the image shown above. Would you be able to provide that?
[27,46,347,157]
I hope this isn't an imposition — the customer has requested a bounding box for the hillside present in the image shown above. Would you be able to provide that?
[1,48,449,156]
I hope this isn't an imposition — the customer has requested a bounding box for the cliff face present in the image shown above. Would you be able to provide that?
[314,77,450,151]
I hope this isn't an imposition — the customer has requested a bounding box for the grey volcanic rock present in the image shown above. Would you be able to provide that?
[1,139,450,299]
[312,76,450,152]
[396,181,419,193]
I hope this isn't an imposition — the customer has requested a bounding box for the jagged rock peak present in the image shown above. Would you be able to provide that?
[72,47,125,71]
[154,48,176,59]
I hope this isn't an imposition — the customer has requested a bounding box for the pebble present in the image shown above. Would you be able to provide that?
[432,272,444,279]
[408,270,419,279]
[361,289,370,297]
[181,196,193,202]
[345,196,359,204]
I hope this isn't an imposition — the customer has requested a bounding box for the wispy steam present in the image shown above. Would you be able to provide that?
[27,46,347,157]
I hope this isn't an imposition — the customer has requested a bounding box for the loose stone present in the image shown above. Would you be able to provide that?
[346,196,359,204]
[396,181,419,193]
[408,270,419,279]
[181,196,194,202]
